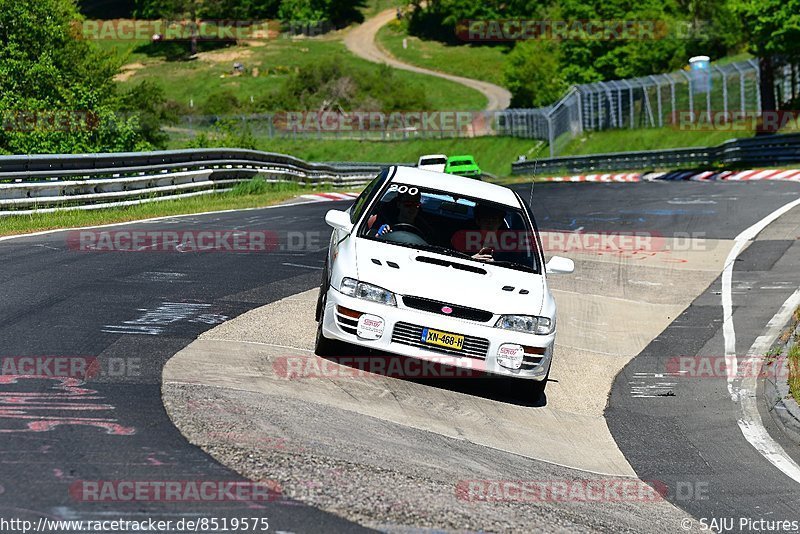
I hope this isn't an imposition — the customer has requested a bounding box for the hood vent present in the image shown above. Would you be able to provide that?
[415,255,487,275]
[371,258,399,269]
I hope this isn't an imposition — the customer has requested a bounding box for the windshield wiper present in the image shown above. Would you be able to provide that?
[484,260,536,273]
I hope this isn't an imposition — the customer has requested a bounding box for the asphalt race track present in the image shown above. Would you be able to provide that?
[1,180,799,532]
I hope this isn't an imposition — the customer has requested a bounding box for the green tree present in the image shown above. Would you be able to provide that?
[277,0,365,28]
[504,40,567,107]
[733,0,800,117]
[0,0,150,154]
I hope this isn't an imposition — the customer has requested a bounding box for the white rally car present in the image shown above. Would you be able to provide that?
[416,154,448,173]
[314,166,573,396]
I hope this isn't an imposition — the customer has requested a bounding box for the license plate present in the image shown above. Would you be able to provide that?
[421,328,464,350]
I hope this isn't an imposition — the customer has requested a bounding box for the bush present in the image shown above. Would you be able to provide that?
[277,0,365,28]
[203,90,242,116]
[268,56,430,112]
[186,119,257,149]
[118,80,177,149]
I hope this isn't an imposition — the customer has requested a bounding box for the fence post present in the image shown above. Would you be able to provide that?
[680,70,694,117]
[748,58,761,114]
[649,75,663,127]
[620,80,634,128]
[547,113,555,158]
[730,62,746,113]
[667,76,676,124]
[714,66,728,117]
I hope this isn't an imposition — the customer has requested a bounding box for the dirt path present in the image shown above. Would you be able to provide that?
[343,9,511,112]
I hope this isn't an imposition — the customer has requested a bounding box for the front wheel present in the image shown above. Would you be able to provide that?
[315,258,328,322]
[314,290,345,357]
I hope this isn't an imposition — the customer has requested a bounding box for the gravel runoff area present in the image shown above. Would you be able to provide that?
[164,380,701,533]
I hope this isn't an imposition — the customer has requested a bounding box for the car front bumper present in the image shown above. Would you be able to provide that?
[321,288,554,381]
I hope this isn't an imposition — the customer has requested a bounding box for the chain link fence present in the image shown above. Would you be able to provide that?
[495,59,774,157]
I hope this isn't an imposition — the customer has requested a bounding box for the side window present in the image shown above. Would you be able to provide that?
[350,169,389,223]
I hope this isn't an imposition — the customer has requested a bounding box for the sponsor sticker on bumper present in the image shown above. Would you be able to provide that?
[356,314,384,340]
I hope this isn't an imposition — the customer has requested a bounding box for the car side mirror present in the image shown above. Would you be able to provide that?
[546,256,575,274]
[325,210,354,234]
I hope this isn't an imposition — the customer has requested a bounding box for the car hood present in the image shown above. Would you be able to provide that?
[354,238,545,316]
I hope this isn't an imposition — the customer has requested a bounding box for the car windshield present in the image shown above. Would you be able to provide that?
[449,160,472,167]
[357,183,540,273]
[421,158,447,165]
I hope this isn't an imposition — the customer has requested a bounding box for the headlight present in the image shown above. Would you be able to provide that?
[340,278,397,306]
[495,315,553,335]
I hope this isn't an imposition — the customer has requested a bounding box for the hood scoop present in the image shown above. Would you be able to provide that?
[415,255,487,275]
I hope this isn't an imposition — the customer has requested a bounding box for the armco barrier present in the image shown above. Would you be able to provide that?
[0,149,405,215]
[512,133,800,175]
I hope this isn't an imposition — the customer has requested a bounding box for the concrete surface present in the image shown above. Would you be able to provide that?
[162,233,734,531]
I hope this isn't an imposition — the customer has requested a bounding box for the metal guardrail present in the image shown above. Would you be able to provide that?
[512,133,800,175]
[0,149,399,215]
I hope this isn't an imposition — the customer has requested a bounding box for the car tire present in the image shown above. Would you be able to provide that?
[315,258,328,322]
[314,289,345,357]
[314,319,342,357]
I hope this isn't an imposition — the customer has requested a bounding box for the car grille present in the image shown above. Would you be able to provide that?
[402,296,494,323]
[391,322,490,360]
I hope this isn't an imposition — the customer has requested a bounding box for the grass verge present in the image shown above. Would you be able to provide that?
[166,135,538,177]
[376,22,508,85]
[0,181,343,237]
[553,126,753,157]
[788,307,800,404]
[105,36,486,112]
[789,344,800,404]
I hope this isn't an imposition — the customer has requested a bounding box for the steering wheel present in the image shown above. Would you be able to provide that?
[391,223,424,238]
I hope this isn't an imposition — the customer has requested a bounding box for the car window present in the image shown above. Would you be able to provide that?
[421,158,447,166]
[358,183,540,273]
[350,168,389,224]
